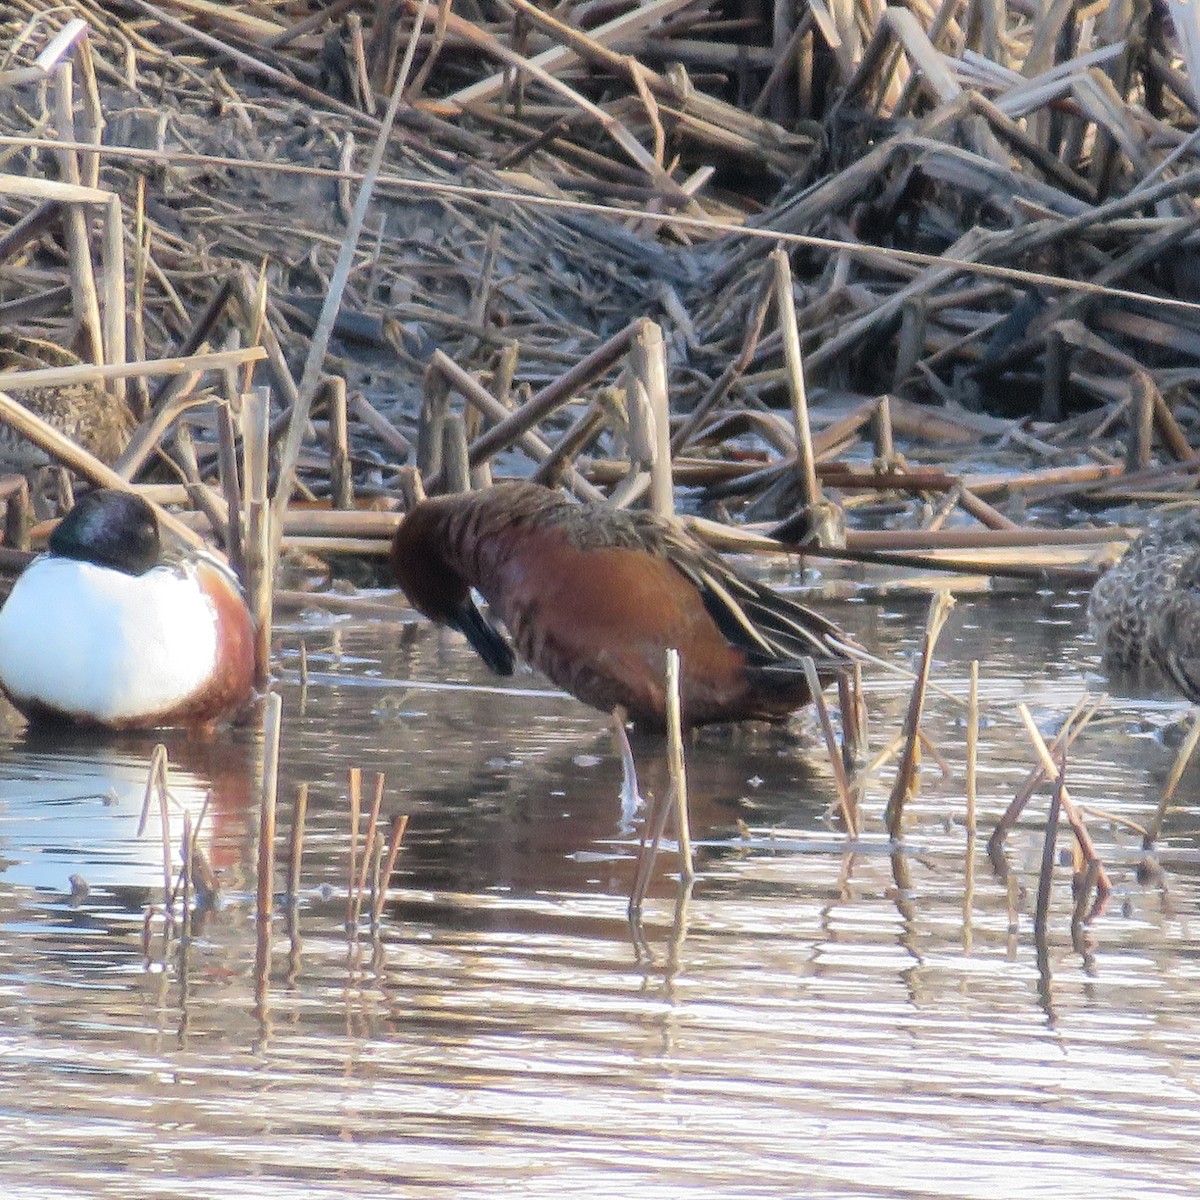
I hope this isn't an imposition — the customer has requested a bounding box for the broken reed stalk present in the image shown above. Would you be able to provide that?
[100,191,128,405]
[137,742,167,837]
[836,663,867,770]
[189,791,218,909]
[1034,751,1068,938]
[630,771,674,917]
[989,694,1100,852]
[168,789,216,913]
[257,691,283,927]
[884,592,955,838]
[665,648,694,883]
[346,767,362,929]
[1016,703,1112,905]
[441,412,471,493]
[1144,705,1200,848]
[370,814,410,927]
[770,248,820,511]
[136,743,173,919]
[964,660,978,930]
[629,649,693,916]
[418,369,446,477]
[180,810,193,941]
[801,657,858,836]
[242,385,272,688]
[326,376,353,509]
[631,318,673,518]
[4,476,29,550]
[1072,859,1102,930]
[873,394,896,461]
[255,691,283,1006]
[352,772,386,927]
[51,62,104,370]
[286,782,309,905]
[216,399,245,581]
[369,828,386,925]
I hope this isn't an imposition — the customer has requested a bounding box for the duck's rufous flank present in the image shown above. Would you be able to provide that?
[0,489,255,731]
[390,480,853,730]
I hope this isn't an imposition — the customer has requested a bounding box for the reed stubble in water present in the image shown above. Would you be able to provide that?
[1017,703,1111,912]
[255,692,283,1004]
[630,648,692,917]
[885,592,954,839]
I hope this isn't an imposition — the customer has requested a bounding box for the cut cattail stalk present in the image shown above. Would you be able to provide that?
[417,366,449,479]
[242,385,272,687]
[802,657,857,836]
[371,814,410,927]
[287,782,310,906]
[326,376,353,510]
[353,773,386,927]
[216,397,246,584]
[1033,752,1067,938]
[255,692,282,1007]
[630,318,673,518]
[136,744,174,918]
[180,810,194,940]
[1016,703,1111,907]
[873,393,892,458]
[964,661,978,944]
[990,695,1099,852]
[630,649,693,916]
[257,692,283,928]
[770,248,820,512]
[3,475,29,550]
[884,592,954,839]
[836,664,865,772]
[346,767,362,929]
[441,412,471,494]
[665,648,693,883]
[51,63,104,369]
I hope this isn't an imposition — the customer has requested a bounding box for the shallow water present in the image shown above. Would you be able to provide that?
[3,583,1200,1198]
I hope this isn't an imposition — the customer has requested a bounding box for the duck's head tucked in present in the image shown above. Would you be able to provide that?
[390,480,854,730]
[46,487,160,575]
[390,499,515,676]
[0,489,256,732]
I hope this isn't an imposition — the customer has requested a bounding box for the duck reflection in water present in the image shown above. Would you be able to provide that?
[0,730,258,930]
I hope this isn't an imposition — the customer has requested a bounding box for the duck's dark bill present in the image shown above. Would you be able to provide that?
[452,597,516,676]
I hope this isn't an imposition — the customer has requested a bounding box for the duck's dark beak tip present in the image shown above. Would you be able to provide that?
[452,598,516,676]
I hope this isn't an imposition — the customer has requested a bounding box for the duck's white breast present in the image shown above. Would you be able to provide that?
[0,557,219,722]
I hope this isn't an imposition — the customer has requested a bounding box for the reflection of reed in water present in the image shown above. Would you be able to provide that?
[0,733,257,906]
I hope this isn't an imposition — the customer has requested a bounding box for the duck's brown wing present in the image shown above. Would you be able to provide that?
[655,527,849,666]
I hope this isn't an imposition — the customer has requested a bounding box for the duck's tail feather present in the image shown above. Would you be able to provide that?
[682,554,851,665]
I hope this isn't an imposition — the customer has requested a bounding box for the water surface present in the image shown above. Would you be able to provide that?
[2,585,1199,1197]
